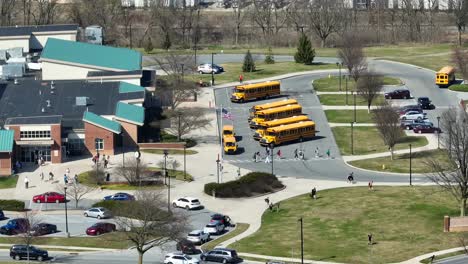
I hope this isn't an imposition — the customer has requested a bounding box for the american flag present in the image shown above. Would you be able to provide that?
[222,108,234,120]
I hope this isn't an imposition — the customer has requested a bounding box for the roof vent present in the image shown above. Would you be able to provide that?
[76,97,88,106]
[13,79,18,85]
[46,100,51,107]
[41,108,45,113]
[50,81,55,94]
[39,90,41,95]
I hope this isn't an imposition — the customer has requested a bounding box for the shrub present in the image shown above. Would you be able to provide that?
[242,50,256,72]
[0,199,25,211]
[264,47,275,64]
[449,84,468,92]
[294,33,315,65]
[204,172,284,198]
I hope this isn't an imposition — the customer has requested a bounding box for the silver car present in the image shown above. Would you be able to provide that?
[187,230,210,244]
[204,223,224,235]
[83,207,112,219]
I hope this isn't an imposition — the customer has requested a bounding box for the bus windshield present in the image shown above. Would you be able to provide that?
[233,88,244,93]
[226,142,235,147]
[256,114,265,119]
[223,130,233,135]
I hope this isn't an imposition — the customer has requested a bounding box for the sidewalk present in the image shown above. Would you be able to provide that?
[329,123,376,127]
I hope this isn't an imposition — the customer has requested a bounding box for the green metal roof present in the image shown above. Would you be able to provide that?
[0,130,14,153]
[41,38,141,71]
[115,102,145,126]
[83,112,121,134]
[119,82,145,93]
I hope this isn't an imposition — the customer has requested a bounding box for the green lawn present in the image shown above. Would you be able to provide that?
[332,127,429,155]
[325,110,375,123]
[193,62,337,85]
[202,223,250,251]
[141,149,198,155]
[449,84,468,92]
[318,94,385,106]
[231,186,462,263]
[0,175,18,189]
[314,76,402,92]
[0,232,129,249]
[349,149,454,173]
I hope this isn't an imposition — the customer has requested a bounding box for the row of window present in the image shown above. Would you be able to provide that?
[20,130,51,139]
[264,109,302,119]
[269,126,315,137]
[244,85,280,93]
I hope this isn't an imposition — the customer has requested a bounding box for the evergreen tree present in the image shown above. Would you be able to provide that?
[264,47,275,64]
[294,33,315,65]
[162,33,171,51]
[144,37,153,53]
[242,50,256,72]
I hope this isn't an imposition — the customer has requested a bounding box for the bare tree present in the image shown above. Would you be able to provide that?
[400,0,425,42]
[452,48,468,83]
[19,211,43,262]
[0,0,16,26]
[306,0,346,48]
[31,0,59,25]
[112,191,188,264]
[337,31,368,83]
[357,71,384,113]
[226,0,251,46]
[451,0,468,46]
[113,158,149,186]
[88,165,106,185]
[426,108,468,216]
[372,104,403,160]
[165,108,211,140]
[251,0,288,39]
[56,183,96,209]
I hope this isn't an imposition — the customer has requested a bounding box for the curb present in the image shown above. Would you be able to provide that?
[343,160,428,177]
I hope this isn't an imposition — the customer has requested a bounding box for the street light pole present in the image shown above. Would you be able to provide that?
[351,122,354,155]
[64,186,69,238]
[164,150,168,185]
[437,116,441,149]
[211,53,216,86]
[216,155,220,184]
[121,133,125,168]
[181,64,184,80]
[353,92,357,123]
[409,144,412,186]
[270,143,274,175]
[184,145,186,181]
[298,217,304,264]
[177,112,182,142]
[345,75,348,105]
[164,150,170,211]
[337,62,342,91]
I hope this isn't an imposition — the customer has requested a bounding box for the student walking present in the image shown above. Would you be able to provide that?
[326,148,331,158]
[264,154,271,163]
[368,181,373,190]
[276,149,282,159]
[74,174,78,184]
[40,172,44,181]
[24,176,29,189]
[294,149,298,159]
[311,187,317,199]
[253,152,257,162]
[239,74,243,83]
[48,172,54,181]
[315,147,319,158]
[64,174,68,184]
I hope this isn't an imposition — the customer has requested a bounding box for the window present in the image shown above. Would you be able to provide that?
[20,130,51,139]
[95,138,104,150]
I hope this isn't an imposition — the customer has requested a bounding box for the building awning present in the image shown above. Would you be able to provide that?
[16,140,54,146]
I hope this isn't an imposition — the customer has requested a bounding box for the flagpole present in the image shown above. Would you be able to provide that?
[220,104,224,183]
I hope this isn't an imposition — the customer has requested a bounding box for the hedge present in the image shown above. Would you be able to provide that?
[0,200,25,211]
[449,84,468,92]
[204,172,284,198]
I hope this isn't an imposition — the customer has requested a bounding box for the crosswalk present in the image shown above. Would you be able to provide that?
[223,156,337,164]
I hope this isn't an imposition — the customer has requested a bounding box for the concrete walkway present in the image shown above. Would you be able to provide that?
[329,123,376,127]
[321,105,376,110]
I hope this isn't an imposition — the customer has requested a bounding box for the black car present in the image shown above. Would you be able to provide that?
[176,239,198,255]
[201,248,243,263]
[400,119,433,130]
[210,214,233,228]
[10,244,48,261]
[0,218,29,235]
[418,97,434,109]
[384,89,411,99]
[31,223,57,236]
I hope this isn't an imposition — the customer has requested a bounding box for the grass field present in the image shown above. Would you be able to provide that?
[313,76,402,92]
[231,186,461,263]
[318,94,385,106]
[202,223,250,251]
[141,149,198,155]
[0,175,18,189]
[191,62,337,85]
[349,149,453,173]
[332,127,428,155]
[325,110,375,123]
[449,84,468,92]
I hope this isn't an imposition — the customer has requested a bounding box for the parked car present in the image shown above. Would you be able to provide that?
[417,97,434,109]
[32,192,65,203]
[200,248,243,263]
[176,239,198,255]
[187,230,210,244]
[164,253,200,264]
[384,89,411,99]
[0,218,29,235]
[103,192,134,201]
[10,245,48,261]
[83,207,112,219]
[197,64,224,74]
[399,107,423,116]
[31,223,57,236]
[398,104,422,114]
[172,197,202,210]
[400,111,427,121]
[210,214,233,227]
[413,124,442,134]
[400,119,433,130]
[86,222,116,236]
[204,223,225,235]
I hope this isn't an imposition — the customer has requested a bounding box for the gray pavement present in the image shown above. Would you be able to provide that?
[434,255,468,264]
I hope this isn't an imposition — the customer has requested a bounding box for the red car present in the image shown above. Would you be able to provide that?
[32,192,65,203]
[413,124,442,134]
[86,222,116,236]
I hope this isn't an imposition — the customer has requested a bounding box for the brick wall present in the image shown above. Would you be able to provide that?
[119,120,138,149]
[0,152,11,176]
[51,124,62,164]
[138,142,186,149]
[84,122,116,156]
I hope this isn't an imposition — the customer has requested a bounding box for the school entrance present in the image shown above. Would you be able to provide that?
[18,145,52,163]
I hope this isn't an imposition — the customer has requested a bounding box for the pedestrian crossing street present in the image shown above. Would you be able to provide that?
[223,156,336,164]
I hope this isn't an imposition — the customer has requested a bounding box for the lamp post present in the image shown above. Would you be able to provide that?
[163,150,168,185]
[64,186,69,238]
[269,143,274,176]
[345,75,349,105]
[177,112,182,141]
[211,53,216,86]
[336,62,342,91]
[121,133,125,168]
[184,144,186,181]
[409,143,412,186]
[353,91,357,123]
[164,149,170,211]
[181,63,185,79]
[437,116,441,149]
[216,155,220,184]
[298,217,304,264]
[350,122,354,155]
[134,150,141,185]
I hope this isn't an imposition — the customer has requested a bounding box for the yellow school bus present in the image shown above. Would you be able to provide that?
[231,81,281,103]
[223,136,238,154]
[436,66,456,87]
[260,121,316,146]
[249,104,302,129]
[222,125,235,142]
[253,115,310,140]
[248,99,298,121]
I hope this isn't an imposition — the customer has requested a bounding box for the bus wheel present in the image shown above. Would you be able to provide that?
[265,94,269,99]
[240,98,244,103]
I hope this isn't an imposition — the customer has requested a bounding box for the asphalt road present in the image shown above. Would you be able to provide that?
[434,254,468,264]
